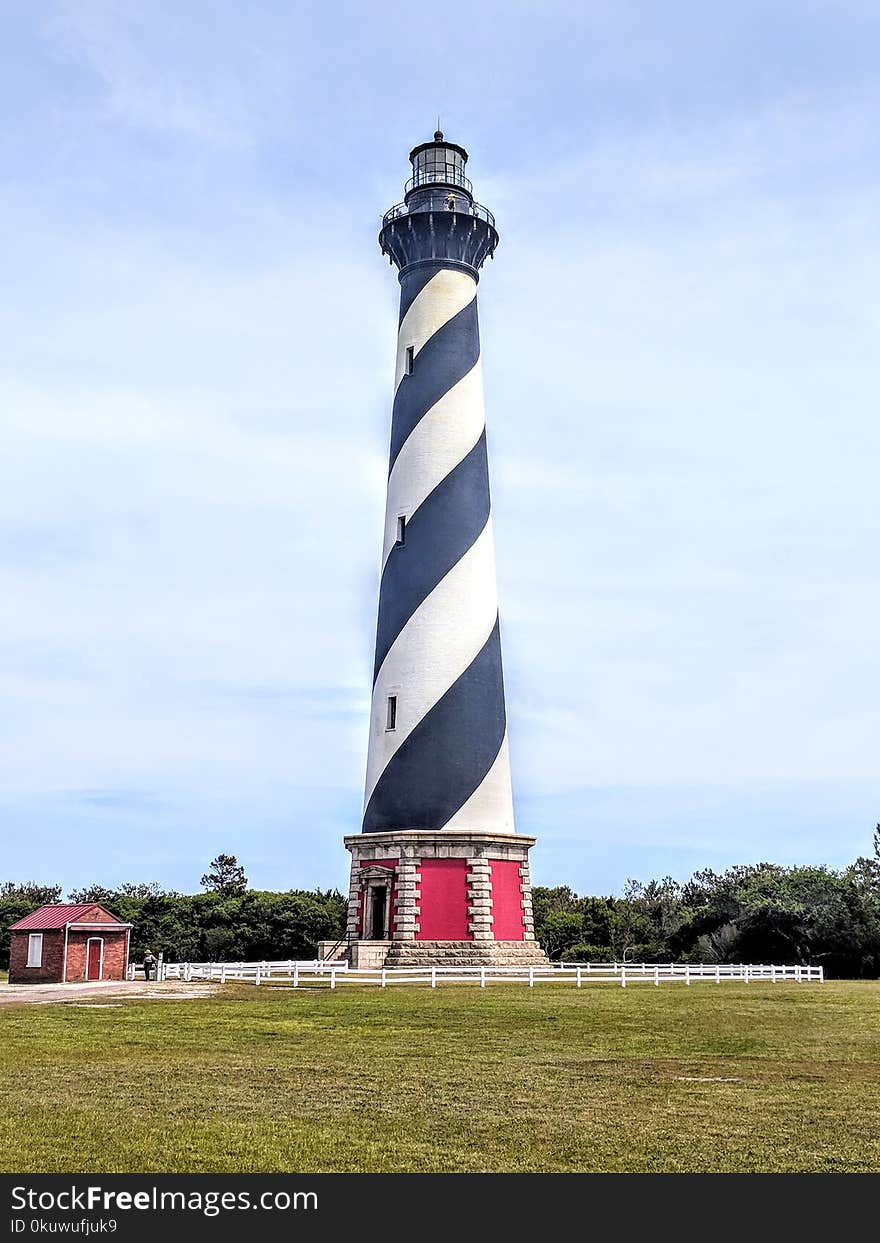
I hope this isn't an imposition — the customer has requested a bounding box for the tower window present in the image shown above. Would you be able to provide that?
[396,515,406,546]
[405,345,414,375]
[386,695,397,731]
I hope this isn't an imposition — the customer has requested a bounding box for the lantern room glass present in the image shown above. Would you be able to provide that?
[408,145,471,193]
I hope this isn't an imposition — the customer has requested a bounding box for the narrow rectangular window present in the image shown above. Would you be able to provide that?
[386,695,397,731]
[27,933,43,967]
[396,515,406,546]
[405,345,414,375]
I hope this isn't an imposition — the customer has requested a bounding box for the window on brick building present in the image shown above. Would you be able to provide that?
[386,694,397,731]
[27,933,42,967]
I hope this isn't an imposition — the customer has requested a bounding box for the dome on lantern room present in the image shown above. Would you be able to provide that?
[406,131,473,198]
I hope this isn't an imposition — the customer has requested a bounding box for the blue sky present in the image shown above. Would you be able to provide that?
[2,1,878,896]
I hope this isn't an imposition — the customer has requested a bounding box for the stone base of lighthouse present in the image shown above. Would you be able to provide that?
[342,831,549,968]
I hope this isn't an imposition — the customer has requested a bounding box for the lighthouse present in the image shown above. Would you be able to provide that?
[343,133,547,968]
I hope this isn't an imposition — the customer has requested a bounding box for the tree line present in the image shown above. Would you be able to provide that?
[2,834,879,978]
[534,858,880,978]
[0,855,346,968]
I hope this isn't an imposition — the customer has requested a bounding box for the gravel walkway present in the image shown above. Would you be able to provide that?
[0,980,219,1006]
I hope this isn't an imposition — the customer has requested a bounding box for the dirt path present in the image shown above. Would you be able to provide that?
[0,980,220,1006]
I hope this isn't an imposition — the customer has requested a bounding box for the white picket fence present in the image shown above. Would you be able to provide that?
[130,959,824,989]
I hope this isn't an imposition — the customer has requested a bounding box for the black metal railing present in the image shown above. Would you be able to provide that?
[382,199,496,230]
[321,929,354,962]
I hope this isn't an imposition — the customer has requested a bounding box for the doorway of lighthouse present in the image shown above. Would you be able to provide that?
[368,887,387,940]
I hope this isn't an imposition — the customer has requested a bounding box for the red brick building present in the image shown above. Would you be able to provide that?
[7,904,132,985]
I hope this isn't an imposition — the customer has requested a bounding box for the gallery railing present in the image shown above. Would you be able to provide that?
[382,199,496,230]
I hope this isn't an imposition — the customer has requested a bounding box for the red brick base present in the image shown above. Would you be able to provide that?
[8,930,65,983]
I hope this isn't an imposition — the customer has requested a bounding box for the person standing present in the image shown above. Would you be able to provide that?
[143,949,157,982]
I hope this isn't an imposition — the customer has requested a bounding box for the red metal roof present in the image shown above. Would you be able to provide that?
[9,903,125,931]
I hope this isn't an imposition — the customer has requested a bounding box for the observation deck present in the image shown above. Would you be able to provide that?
[378,131,499,278]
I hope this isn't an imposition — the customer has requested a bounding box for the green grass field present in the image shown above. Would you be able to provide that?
[2,980,878,1173]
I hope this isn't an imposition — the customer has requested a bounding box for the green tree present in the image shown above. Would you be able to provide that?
[0,882,62,905]
[200,854,248,896]
[67,884,122,904]
[119,882,167,899]
[606,880,658,960]
[539,911,585,960]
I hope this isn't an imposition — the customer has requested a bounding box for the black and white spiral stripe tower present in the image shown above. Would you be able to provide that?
[343,134,547,968]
